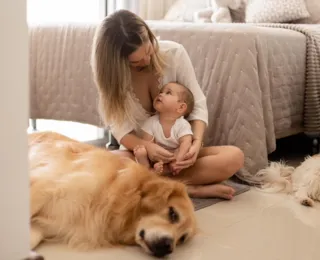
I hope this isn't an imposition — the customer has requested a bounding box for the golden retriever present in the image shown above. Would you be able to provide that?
[29,131,197,257]
[256,154,320,207]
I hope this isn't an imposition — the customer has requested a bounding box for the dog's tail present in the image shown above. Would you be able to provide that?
[256,161,295,193]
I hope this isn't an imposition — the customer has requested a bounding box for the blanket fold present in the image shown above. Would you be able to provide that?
[259,24,320,136]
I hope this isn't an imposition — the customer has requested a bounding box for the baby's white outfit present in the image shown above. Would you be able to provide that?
[141,114,193,150]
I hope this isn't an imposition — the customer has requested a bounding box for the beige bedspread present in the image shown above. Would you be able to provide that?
[149,22,307,182]
[29,22,316,183]
[260,23,320,137]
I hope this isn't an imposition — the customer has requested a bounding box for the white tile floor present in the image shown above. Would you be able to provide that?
[29,120,319,259]
[36,190,320,260]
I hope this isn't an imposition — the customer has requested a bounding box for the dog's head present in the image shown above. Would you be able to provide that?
[134,167,197,258]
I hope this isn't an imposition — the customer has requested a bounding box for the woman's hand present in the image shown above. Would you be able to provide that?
[171,140,202,173]
[144,142,175,163]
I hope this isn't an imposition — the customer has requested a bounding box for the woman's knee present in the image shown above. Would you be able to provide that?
[225,146,244,174]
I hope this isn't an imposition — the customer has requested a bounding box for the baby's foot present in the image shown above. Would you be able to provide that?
[188,184,236,200]
[154,161,164,174]
[133,145,150,168]
[133,145,146,157]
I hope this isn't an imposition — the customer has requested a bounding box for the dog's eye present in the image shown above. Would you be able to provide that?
[178,234,187,244]
[168,206,179,223]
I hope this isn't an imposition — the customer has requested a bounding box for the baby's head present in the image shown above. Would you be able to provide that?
[153,82,194,118]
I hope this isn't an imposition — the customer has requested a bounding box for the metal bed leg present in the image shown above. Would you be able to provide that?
[31,119,37,131]
[106,131,120,150]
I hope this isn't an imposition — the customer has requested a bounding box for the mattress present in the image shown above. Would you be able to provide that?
[29,22,307,182]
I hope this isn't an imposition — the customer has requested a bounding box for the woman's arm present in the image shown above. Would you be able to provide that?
[119,117,154,151]
[171,44,208,170]
[190,120,206,145]
[121,133,174,162]
[109,113,174,162]
[120,133,149,151]
[175,44,209,127]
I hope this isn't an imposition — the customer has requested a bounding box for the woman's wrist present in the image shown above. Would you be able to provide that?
[192,137,203,147]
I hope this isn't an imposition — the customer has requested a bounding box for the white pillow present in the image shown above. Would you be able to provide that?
[246,0,310,23]
[295,0,320,24]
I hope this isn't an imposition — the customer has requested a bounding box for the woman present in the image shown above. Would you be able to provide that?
[91,10,244,199]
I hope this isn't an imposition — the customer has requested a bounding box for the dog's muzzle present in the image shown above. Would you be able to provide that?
[147,237,173,258]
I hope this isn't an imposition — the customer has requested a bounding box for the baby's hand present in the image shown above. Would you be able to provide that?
[169,161,181,175]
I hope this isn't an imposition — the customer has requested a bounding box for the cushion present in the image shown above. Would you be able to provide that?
[295,0,320,24]
[246,0,310,23]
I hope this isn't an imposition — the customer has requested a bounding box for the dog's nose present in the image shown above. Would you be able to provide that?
[149,237,173,258]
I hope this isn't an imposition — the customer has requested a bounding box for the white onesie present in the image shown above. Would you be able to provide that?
[141,114,193,150]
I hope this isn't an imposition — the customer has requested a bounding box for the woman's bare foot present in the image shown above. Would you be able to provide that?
[187,183,235,199]
[133,145,150,169]
[154,161,164,174]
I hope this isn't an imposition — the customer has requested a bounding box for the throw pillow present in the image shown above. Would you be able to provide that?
[295,0,320,24]
[246,0,310,23]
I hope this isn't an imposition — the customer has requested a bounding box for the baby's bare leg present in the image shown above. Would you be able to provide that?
[133,145,151,169]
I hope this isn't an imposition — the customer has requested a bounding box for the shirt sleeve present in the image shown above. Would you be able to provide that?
[108,120,134,144]
[175,44,208,125]
[175,118,193,140]
[141,116,155,136]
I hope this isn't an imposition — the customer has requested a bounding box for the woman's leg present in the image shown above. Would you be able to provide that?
[110,146,245,199]
[173,145,244,199]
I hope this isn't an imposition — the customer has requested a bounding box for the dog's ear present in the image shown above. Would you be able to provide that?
[140,179,173,213]
[140,178,187,213]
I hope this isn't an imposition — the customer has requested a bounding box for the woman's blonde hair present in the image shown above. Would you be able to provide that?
[91,10,166,129]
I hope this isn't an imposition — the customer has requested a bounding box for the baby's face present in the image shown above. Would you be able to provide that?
[153,83,186,115]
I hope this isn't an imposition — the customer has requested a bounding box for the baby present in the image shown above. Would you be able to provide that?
[134,82,194,175]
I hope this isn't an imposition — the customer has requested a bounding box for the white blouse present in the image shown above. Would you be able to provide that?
[109,40,209,143]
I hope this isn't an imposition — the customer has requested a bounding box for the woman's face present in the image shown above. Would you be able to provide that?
[128,39,154,69]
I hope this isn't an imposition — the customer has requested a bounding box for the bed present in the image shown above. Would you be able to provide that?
[29,22,320,183]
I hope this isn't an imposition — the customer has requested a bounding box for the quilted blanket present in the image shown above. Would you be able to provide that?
[29,23,316,184]
[260,24,320,137]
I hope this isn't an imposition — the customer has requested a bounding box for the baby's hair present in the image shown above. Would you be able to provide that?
[178,86,194,118]
[160,82,195,118]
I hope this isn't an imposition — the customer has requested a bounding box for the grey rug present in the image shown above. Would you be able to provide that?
[192,180,250,211]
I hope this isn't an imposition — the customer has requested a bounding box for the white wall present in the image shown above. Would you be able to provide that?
[0,0,30,259]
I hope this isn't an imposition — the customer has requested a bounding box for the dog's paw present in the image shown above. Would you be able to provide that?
[300,197,314,207]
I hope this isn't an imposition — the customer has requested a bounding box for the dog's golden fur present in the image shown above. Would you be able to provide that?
[29,131,197,257]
